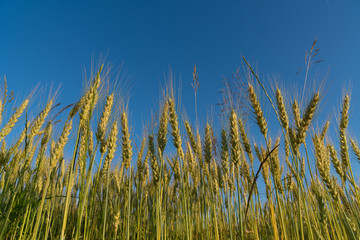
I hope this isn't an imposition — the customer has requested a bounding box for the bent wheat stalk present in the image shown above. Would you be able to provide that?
[244,144,279,222]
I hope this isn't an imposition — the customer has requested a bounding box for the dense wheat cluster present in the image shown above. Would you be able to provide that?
[0,62,360,240]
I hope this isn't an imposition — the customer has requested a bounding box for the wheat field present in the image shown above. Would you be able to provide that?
[0,59,359,240]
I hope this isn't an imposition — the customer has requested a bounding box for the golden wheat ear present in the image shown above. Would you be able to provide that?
[339,95,350,184]
[296,92,319,146]
[0,99,29,142]
[248,84,268,139]
[157,101,169,155]
[121,112,132,169]
[275,88,289,131]
[168,98,184,160]
[229,110,241,168]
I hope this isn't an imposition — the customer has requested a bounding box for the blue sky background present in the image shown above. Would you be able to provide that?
[1,1,360,169]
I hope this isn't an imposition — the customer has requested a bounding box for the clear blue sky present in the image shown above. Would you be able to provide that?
[1,0,360,148]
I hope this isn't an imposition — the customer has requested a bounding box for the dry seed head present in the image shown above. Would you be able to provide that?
[186,142,195,174]
[94,67,102,87]
[143,152,149,186]
[114,210,121,236]
[35,145,48,192]
[49,140,57,169]
[211,160,219,195]
[163,165,170,187]
[59,157,66,184]
[228,161,235,189]
[148,135,159,184]
[172,157,180,181]
[121,112,132,169]
[271,138,282,192]
[311,182,330,235]
[35,174,44,193]
[338,186,352,213]
[314,135,329,174]
[230,110,241,168]
[69,100,83,119]
[29,99,53,138]
[183,145,190,174]
[78,73,101,127]
[79,96,92,129]
[285,172,292,191]
[22,141,37,172]
[157,101,169,154]
[217,164,224,189]
[186,142,198,186]
[313,135,339,200]
[261,160,271,193]
[339,129,349,179]
[300,157,305,179]
[89,73,101,109]
[103,121,118,174]
[100,138,107,155]
[25,144,37,170]
[8,151,21,183]
[50,119,73,166]
[297,92,319,145]
[88,130,94,157]
[0,141,6,168]
[248,84,268,138]
[113,171,121,193]
[196,129,202,160]
[276,88,289,130]
[238,118,254,165]
[203,158,210,180]
[292,100,301,129]
[204,123,213,165]
[136,137,146,179]
[41,122,52,147]
[284,137,290,158]
[328,144,343,180]
[193,165,200,188]
[340,95,350,130]
[63,163,71,187]
[254,143,262,162]
[241,157,251,189]
[115,164,124,191]
[12,121,30,151]
[0,99,29,141]
[77,131,88,173]
[320,121,330,140]
[288,127,299,156]
[96,94,114,144]
[168,98,184,159]
[350,138,360,163]
[339,95,350,178]
[185,121,198,156]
